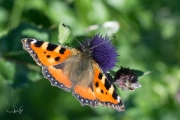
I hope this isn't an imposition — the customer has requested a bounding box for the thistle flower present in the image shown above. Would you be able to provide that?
[81,34,118,72]
[114,67,141,91]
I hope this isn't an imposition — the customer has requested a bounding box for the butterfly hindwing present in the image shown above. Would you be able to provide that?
[73,85,98,107]
[42,66,72,92]
[93,63,125,112]
[21,38,78,66]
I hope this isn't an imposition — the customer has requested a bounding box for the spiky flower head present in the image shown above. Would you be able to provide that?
[80,34,118,72]
[114,67,141,91]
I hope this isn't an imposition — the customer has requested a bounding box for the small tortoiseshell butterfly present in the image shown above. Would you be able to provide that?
[21,35,125,112]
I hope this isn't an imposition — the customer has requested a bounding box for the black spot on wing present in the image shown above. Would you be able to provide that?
[47,55,50,58]
[26,38,34,43]
[101,90,104,94]
[34,40,44,47]
[47,43,58,51]
[59,47,66,54]
[106,73,114,84]
[55,56,60,61]
[112,90,118,100]
[95,82,99,87]
[98,73,103,80]
[104,78,111,90]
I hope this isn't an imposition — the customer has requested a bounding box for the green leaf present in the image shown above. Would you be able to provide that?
[58,23,70,44]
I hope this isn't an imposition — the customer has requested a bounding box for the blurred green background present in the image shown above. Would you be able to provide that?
[0,0,180,120]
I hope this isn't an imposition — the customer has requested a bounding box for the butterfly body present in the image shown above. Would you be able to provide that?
[22,38,125,112]
[60,47,94,89]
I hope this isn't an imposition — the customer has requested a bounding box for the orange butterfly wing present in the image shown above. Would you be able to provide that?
[68,61,125,111]
[73,85,98,107]
[92,62,125,112]
[42,66,71,91]
[22,38,78,91]
[22,38,78,66]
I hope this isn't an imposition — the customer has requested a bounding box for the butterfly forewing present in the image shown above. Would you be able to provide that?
[92,63,125,112]
[21,38,78,67]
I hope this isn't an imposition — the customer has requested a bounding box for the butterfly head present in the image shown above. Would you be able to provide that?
[79,34,118,72]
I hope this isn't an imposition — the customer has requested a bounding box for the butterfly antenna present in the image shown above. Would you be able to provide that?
[91,35,117,49]
[62,23,84,47]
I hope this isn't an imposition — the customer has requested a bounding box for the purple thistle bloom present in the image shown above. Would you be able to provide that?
[80,34,118,72]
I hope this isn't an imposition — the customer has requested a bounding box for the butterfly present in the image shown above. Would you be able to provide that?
[21,36,125,112]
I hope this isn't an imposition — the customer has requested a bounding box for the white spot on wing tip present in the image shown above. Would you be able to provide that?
[117,96,121,102]
[31,39,37,44]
